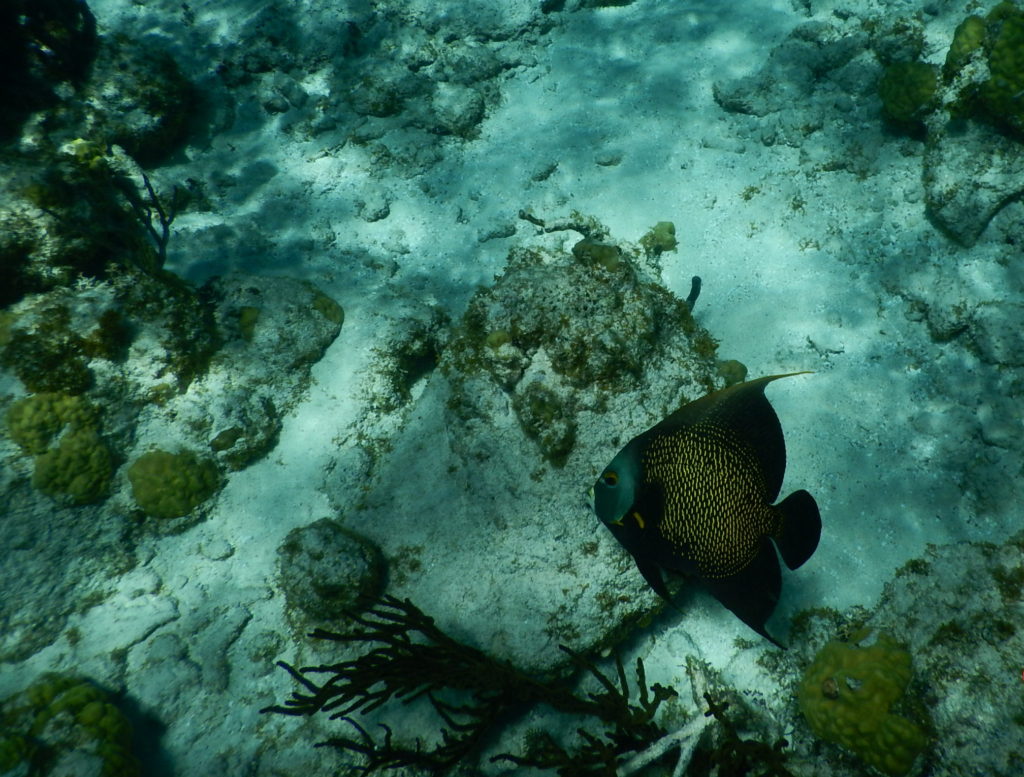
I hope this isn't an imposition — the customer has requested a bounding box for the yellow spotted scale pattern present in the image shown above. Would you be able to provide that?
[640,421,781,579]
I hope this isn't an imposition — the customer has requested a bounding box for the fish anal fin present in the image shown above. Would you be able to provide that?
[703,537,785,648]
[635,556,673,602]
[774,489,821,570]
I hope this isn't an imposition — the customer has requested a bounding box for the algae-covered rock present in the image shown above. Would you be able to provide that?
[328,225,721,673]
[923,119,1024,246]
[276,518,385,627]
[444,240,716,466]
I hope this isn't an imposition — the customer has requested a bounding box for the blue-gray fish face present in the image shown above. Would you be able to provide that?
[592,446,639,526]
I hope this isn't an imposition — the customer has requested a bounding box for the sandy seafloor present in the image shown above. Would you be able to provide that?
[2,0,1024,776]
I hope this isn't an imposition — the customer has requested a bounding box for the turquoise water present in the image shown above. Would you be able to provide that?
[1,1,1022,775]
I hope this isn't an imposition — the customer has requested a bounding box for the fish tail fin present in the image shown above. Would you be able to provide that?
[775,489,821,570]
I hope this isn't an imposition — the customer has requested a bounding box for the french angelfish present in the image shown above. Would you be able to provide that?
[592,372,821,647]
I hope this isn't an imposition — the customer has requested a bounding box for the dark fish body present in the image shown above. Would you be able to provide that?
[592,373,821,647]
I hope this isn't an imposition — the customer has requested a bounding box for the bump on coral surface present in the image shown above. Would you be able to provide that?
[126,449,221,519]
[798,630,927,776]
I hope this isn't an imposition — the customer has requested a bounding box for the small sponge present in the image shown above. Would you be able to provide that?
[799,630,927,776]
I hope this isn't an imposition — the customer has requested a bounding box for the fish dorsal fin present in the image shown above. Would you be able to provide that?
[648,372,810,503]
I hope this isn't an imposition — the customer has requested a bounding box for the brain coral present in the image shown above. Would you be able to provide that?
[6,392,96,454]
[32,426,114,506]
[5,391,113,505]
[980,3,1024,136]
[878,61,939,125]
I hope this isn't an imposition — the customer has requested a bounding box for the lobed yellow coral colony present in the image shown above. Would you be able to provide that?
[799,630,927,776]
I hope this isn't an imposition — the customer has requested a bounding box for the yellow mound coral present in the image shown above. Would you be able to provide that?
[127,448,221,519]
[6,392,97,454]
[33,426,113,505]
[5,392,113,505]
[0,673,140,776]
[798,630,927,776]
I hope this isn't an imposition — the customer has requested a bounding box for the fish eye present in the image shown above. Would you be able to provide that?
[601,471,619,487]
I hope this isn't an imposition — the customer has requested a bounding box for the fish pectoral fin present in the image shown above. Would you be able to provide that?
[774,489,821,570]
[635,556,674,602]
[703,538,785,648]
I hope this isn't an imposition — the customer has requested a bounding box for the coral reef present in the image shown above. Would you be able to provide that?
[878,61,938,127]
[6,392,97,455]
[33,425,114,506]
[978,2,1024,137]
[5,392,113,506]
[774,532,1024,776]
[711,3,1024,246]
[265,595,808,776]
[322,220,722,675]
[0,268,342,658]
[638,221,679,258]
[0,0,98,141]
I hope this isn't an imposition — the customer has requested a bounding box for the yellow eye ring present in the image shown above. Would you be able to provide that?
[602,471,619,487]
